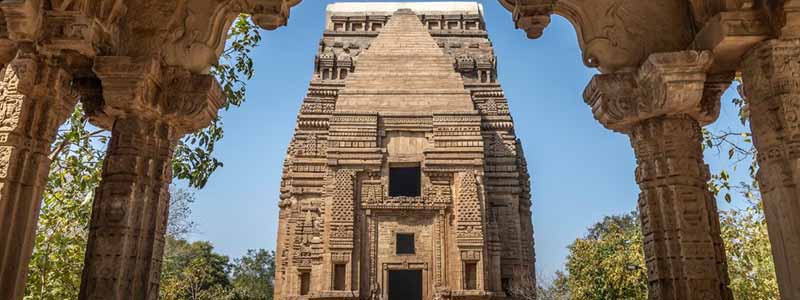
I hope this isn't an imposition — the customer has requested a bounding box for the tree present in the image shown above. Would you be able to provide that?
[24,15,262,300]
[230,250,276,300]
[720,201,778,299]
[158,238,277,300]
[160,238,236,300]
[563,212,648,300]
[169,186,198,238]
[536,271,569,300]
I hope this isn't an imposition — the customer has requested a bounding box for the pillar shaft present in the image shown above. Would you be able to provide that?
[79,117,175,300]
[741,38,800,300]
[630,115,731,300]
[0,52,76,300]
[77,56,223,300]
[585,50,732,300]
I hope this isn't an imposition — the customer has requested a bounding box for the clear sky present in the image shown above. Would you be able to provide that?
[185,0,747,279]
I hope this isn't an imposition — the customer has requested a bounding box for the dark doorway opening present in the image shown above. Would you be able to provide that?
[388,270,422,300]
[389,166,421,197]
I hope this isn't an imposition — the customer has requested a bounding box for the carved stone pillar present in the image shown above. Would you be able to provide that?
[0,47,77,300]
[741,38,800,300]
[78,57,223,300]
[585,51,733,300]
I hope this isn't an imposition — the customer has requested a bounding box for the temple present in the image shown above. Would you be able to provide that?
[273,3,536,300]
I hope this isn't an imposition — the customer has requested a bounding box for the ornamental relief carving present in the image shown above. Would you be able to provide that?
[0,146,10,178]
[584,51,715,132]
[502,0,695,73]
[0,94,21,131]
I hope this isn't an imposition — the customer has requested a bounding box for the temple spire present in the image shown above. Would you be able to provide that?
[336,9,474,113]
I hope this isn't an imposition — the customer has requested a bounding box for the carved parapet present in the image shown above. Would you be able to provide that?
[88,56,225,135]
[584,51,716,133]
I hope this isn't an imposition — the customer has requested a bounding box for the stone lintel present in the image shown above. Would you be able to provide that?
[692,10,771,73]
[584,51,715,133]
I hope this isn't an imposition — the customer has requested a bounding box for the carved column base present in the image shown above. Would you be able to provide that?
[630,115,732,300]
[78,117,176,300]
[0,54,76,300]
[742,38,800,300]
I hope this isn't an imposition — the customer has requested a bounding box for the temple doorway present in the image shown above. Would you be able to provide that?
[388,270,423,300]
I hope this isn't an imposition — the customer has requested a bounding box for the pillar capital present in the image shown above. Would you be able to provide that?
[584,50,722,133]
[87,56,225,136]
[742,38,800,102]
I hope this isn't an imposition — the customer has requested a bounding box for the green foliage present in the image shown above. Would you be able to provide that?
[536,271,570,300]
[159,237,276,300]
[160,238,235,300]
[563,212,648,300]
[230,249,276,300]
[721,201,779,299]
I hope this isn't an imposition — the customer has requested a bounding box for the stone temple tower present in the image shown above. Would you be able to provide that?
[274,3,535,300]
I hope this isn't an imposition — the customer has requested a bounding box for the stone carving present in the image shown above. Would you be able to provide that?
[584,49,733,300]
[741,38,800,300]
[0,50,78,300]
[631,115,733,300]
[0,146,10,178]
[584,51,715,133]
[79,54,227,299]
[501,0,695,73]
[274,5,535,299]
[0,1,302,299]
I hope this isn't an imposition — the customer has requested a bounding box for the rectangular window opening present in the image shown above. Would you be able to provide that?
[389,166,421,197]
[464,263,477,290]
[300,271,311,295]
[333,264,346,291]
[396,233,415,255]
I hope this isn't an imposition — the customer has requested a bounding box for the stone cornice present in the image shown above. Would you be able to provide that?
[583,50,716,133]
[0,0,301,74]
[498,0,798,73]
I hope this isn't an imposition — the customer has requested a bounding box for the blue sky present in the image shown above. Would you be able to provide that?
[185,0,748,278]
